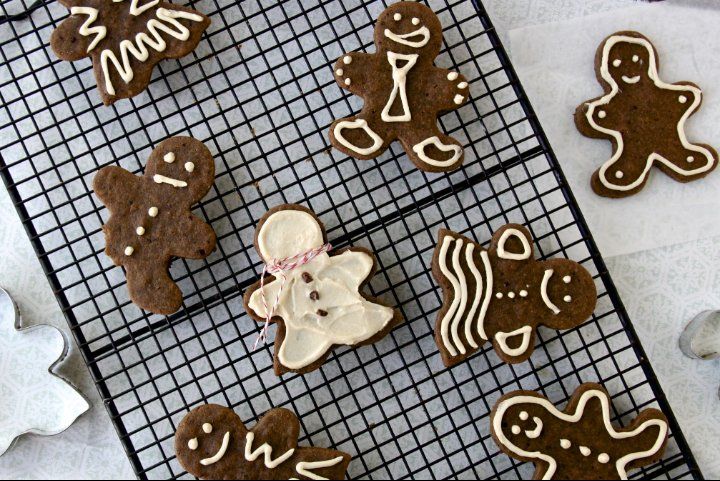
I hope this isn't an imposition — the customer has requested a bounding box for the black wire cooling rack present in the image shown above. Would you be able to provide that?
[0,0,704,479]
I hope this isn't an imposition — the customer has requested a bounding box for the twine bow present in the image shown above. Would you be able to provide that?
[253,243,333,350]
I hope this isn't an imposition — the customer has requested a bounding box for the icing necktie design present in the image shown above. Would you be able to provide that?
[329,1,469,173]
[432,225,597,367]
[243,204,403,375]
[175,405,351,480]
[50,0,210,105]
[93,136,216,315]
[491,383,669,480]
[576,31,718,197]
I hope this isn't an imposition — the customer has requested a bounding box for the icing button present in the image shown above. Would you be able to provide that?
[679,95,688,104]
[687,156,695,163]
[124,246,134,256]
[496,293,503,299]
[343,55,352,65]
[615,171,624,179]
[598,110,607,119]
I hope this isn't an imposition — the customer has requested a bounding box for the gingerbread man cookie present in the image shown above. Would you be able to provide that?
[432,225,596,367]
[94,136,216,315]
[576,31,718,197]
[243,204,403,375]
[50,0,210,105]
[175,405,352,480]
[491,383,669,480]
[329,1,469,173]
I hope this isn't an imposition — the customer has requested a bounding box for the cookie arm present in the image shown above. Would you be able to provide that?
[169,214,216,260]
[93,166,139,208]
[431,68,469,112]
[333,52,374,97]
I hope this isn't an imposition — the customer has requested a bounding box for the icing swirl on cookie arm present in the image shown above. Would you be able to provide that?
[294,456,346,480]
[99,7,205,96]
[70,7,107,52]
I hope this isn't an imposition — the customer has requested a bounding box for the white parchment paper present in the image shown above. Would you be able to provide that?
[508,0,720,258]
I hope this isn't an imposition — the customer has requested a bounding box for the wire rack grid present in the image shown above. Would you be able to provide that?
[0,0,703,479]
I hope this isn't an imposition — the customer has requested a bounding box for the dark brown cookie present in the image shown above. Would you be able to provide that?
[242,204,403,375]
[575,31,717,198]
[432,225,596,367]
[93,136,216,315]
[175,405,352,480]
[491,383,669,480]
[50,0,210,105]
[329,1,469,173]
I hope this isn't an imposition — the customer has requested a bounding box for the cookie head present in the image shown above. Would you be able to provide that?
[256,207,325,262]
[603,34,654,87]
[539,259,597,330]
[375,2,442,57]
[495,400,550,454]
[175,404,245,479]
[144,136,215,203]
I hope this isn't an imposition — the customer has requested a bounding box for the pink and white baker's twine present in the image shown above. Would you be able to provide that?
[253,243,333,350]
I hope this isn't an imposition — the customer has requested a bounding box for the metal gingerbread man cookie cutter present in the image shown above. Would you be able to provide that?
[679,310,720,399]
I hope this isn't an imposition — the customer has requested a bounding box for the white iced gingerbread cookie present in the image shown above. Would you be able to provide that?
[576,31,717,197]
[243,205,402,375]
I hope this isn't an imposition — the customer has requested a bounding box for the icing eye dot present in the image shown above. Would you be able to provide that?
[124,246,134,256]
[519,411,529,421]
[563,276,571,284]
[564,295,572,303]
[560,439,571,449]
[519,290,528,297]
[447,72,459,81]
[393,13,402,21]
[679,95,688,104]
[579,446,591,457]
[511,425,521,435]
[598,110,607,119]
[412,17,420,25]
[496,293,503,299]
[202,423,213,434]
[457,82,468,89]
[345,78,352,86]
[136,227,145,236]
[163,152,175,163]
[687,156,695,163]
[615,171,624,179]
[343,55,352,65]
[188,438,198,450]
[148,207,159,217]
[185,162,195,173]
[336,68,343,76]
[632,55,639,63]
[598,453,610,464]
[613,59,621,67]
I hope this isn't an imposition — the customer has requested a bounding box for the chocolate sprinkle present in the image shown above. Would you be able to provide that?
[302,272,313,283]
[317,309,328,317]
[309,291,319,301]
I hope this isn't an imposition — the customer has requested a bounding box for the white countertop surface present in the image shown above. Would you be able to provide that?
[0,0,717,479]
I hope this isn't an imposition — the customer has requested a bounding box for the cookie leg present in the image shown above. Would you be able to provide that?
[592,144,656,197]
[401,129,464,173]
[655,142,718,183]
[126,264,183,315]
[329,116,388,160]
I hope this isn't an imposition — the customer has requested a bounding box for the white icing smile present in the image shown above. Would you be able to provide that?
[621,75,641,84]
[540,269,561,315]
[200,431,230,466]
[525,416,543,439]
[383,26,430,48]
[153,174,187,188]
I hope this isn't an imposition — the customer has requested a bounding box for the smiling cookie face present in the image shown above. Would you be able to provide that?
[604,37,654,87]
[374,1,442,57]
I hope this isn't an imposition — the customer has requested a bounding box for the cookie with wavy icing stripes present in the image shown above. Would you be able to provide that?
[243,204,404,375]
[491,383,669,480]
[50,0,210,105]
[576,31,717,198]
[94,136,216,315]
[432,225,597,367]
[175,405,352,480]
[329,1,469,173]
